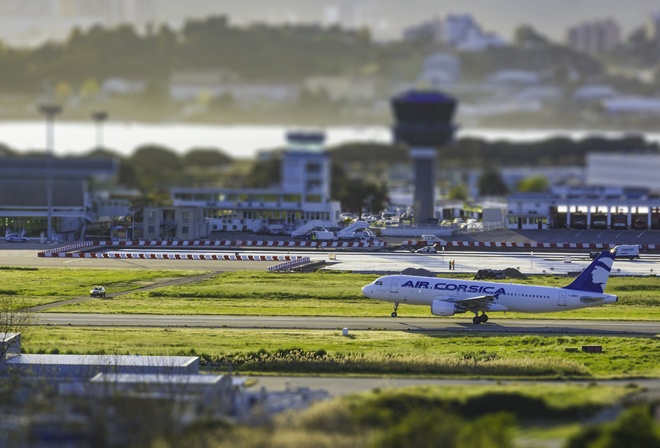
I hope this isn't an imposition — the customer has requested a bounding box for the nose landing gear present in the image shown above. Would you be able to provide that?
[391,301,399,318]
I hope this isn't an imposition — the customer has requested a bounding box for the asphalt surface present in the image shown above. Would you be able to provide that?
[35,314,660,336]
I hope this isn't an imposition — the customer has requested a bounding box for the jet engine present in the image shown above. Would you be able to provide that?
[431,300,459,316]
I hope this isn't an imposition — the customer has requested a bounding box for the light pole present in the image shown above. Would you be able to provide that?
[39,104,62,242]
[91,110,108,149]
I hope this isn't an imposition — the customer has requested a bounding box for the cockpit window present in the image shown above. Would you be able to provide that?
[374,280,383,286]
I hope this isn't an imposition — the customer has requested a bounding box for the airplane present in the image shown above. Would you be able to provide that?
[361,247,619,324]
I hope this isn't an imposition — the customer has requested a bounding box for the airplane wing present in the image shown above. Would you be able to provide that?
[441,295,508,312]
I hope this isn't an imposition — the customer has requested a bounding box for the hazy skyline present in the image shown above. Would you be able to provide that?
[162,0,660,41]
[1,0,658,46]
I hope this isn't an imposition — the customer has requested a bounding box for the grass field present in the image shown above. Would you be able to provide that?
[24,270,660,320]
[5,267,660,377]
[22,327,660,378]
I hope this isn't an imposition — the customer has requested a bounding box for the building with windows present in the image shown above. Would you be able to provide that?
[646,11,660,44]
[566,19,620,54]
[0,157,119,241]
[151,131,341,239]
[506,189,660,230]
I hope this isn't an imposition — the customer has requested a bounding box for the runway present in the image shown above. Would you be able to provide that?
[34,314,660,336]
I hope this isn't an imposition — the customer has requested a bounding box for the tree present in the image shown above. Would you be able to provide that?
[336,178,388,216]
[244,157,281,188]
[513,25,551,48]
[129,145,183,192]
[448,183,469,201]
[0,295,33,362]
[516,176,549,193]
[478,167,509,197]
[79,77,100,100]
[183,148,232,167]
[566,406,660,448]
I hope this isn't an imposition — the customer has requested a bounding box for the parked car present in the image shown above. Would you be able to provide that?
[415,246,437,254]
[5,234,28,242]
[90,285,106,298]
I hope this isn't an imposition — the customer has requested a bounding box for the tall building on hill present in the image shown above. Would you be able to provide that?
[566,19,620,54]
[646,12,660,45]
[403,13,505,51]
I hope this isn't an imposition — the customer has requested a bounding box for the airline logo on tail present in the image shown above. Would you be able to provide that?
[564,249,615,294]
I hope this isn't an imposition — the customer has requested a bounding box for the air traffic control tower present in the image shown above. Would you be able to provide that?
[391,90,457,224]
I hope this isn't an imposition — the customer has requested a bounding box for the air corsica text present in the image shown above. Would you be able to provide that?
[401,280,506,296]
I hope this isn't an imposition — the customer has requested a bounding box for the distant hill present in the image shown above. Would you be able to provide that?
[162,0,660,41]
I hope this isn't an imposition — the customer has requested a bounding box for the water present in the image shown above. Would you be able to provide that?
[1,120,659,160]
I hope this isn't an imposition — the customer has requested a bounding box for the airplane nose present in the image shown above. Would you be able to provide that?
[361,285,372,298]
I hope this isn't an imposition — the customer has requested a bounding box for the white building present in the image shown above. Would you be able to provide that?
[601,96,660,116]
[586,152,660,193]
[646,11,660,44]
[417,53,461,88]
[166,131,341,237]
[566,19,620,54]
[402,14,505,51]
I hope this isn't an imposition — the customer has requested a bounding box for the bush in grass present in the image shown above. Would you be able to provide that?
[565,406,660,448]
[207,349,589,377]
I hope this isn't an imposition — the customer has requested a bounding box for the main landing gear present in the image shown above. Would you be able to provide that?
[391,301,399,318]
[472,313,489,325]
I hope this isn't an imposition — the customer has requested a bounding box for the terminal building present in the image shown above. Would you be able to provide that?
[506,152,660,230]
[144,131,341,239]
[0,157,119,241]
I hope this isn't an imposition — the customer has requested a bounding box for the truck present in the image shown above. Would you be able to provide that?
[590,244,640,260]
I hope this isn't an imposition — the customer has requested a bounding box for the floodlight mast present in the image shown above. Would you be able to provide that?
[39,104,62,242]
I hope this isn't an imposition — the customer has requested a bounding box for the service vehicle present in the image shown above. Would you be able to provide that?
[90,285,106,298]
[590,244,639,260]
[5,234,28,242]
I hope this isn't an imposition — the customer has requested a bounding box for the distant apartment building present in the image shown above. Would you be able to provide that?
[403,14,505,51]
[646,12,660,45]
[566,19,620,54]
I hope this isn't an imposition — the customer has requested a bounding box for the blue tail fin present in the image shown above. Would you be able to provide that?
[563,249,616,293]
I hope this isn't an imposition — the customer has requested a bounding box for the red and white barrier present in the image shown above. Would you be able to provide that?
[37,239,387,258]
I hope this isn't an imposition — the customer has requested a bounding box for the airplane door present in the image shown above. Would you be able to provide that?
[390,278,399,294]
[558,291,567,307]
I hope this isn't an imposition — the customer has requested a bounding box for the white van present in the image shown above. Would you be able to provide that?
[590,244,640,260]
[614,245,640,259]
[421,235,446,246]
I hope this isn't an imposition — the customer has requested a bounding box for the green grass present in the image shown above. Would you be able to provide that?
[37,270,660,320]
[22,327,660,378]
[0,267,208,308]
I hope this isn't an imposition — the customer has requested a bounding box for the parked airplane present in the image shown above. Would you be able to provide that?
[361,248,619,324]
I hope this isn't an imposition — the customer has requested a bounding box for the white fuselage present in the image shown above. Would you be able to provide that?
[361,275,618,314]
